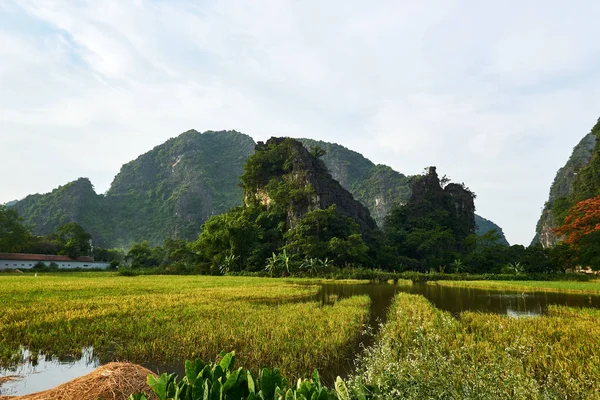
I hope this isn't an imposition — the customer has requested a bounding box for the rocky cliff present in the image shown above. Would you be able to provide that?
[532,132,597,247]
[243,137,377,235]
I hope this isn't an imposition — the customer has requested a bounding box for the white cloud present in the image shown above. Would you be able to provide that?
[1,0,600,245]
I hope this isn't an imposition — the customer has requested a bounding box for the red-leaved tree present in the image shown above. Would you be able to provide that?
[553,195,600,246]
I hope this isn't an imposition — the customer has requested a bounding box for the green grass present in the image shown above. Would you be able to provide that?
[0,273,370,380]
[432,279,600,294]
[350,293,600,399]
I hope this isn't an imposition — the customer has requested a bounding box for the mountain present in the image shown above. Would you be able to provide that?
[12,130,508,248]
[299,139,507,243]
[245,137,377,235]
[533,126,598,247]
[475,215,509,245]
[107,130,255,247]
[13,178,112,245]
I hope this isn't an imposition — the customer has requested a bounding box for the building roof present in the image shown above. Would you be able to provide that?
[0,253,94,262]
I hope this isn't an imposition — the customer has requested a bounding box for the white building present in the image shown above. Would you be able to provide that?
[0,253,110,270]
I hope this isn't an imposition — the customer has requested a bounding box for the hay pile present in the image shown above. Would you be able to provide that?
[0,362,157,400]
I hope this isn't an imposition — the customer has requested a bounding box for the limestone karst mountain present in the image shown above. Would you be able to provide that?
[11,130,508,248]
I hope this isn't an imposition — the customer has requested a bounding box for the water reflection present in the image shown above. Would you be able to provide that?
[400,283,600,317]
[0,347,99,396]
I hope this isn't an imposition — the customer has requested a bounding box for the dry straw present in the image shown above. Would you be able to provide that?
[0,362,156,400]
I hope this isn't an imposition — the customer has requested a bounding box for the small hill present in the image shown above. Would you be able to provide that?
[13,178,112,246]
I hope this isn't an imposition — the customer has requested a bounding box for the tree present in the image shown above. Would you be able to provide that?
[55,222,92,259]
[553,195,600,245]
[0,205,31,253]
[126,241,164,269]
[283,205,369,266]
[553,195,600,269]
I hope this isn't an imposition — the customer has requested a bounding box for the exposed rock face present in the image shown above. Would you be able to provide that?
[532,133,597,247]
[246,138,377,235]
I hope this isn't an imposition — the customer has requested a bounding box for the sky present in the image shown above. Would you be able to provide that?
[1,0,600,246]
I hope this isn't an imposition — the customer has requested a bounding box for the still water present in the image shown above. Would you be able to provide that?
[2,281,600,395]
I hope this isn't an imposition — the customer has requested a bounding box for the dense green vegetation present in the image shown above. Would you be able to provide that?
[537,118,600,269]
[349,293,600,399]
[9,131,508,249]
[533,131,597,247]
[1,137,579,276]
[0,205,31,253]
[0,274,369,380]
[11,131,256,248]
[129,351,349,400]
[298,138,507,240]
[11,177,114,246]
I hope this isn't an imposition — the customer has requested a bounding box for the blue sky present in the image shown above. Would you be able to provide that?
[1,0,600,245]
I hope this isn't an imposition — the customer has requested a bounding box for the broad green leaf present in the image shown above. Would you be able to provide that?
[298,381,312,398]
[311,370,321,389]
[147,373,168,400]
[317,388,329,400]
[247,370,256,394]
[222,368,240,392]
[191,378,205,400]
[219,351,235,372]
[285,388,296,400]
[186,359,205,385]
[203,379,210,400]
[335,377,350,400]
[210,379,222,400]
[212,365,225,383]
[260,368,276,399]
[201,365,212,380]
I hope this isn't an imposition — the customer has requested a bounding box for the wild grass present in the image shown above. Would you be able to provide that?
[432,279,600,294]
[350,293,600,399]
[0,273,370,380]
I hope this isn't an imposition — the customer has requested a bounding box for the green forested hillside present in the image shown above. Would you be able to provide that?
[299,138,506,241]
[107,130,255,247]
[10,131,507,248]
[13,178,113,246]
[533,124,598,247]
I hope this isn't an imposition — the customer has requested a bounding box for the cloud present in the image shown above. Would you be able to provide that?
[2,0,600,245]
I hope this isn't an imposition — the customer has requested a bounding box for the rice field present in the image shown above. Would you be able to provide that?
[432,279,600,294]
[350,293,600,399]
[0,273,370,380]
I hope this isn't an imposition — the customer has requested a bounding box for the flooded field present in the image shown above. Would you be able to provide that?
[3,277,600,396]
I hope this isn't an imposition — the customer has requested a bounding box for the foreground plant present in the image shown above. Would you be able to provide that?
[129,351,351,400]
